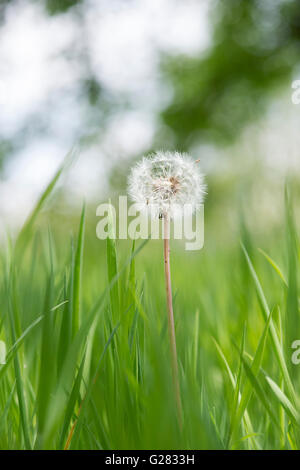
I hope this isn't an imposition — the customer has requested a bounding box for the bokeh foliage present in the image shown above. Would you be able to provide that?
[162,0,300,148]
[1,0,300,167]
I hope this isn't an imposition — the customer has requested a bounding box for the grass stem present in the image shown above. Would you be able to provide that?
[163,214,183,428]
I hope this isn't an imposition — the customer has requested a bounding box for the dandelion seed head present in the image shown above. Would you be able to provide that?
[128,151,206,218]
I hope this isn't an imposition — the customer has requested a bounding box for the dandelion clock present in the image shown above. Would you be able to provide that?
[128,151,206,425]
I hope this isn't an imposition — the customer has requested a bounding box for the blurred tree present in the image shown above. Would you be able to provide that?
[1,0,300,171]
[0,141,13,173]
[45,0,81,15]
[0,0,82,22]
[161,0,300,149]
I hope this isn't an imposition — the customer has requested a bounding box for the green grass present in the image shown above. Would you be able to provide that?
[0,165,299,450]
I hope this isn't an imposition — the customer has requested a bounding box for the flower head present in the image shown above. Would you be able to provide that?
[128,151,206,219]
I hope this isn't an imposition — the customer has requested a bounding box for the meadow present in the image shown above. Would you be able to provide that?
[0,159,299,450]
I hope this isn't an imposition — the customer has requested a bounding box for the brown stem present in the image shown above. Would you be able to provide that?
[163,213,183,427]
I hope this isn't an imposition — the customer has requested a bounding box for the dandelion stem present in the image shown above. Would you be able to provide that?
[163,214,183,427]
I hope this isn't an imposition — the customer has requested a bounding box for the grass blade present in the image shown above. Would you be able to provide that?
[228,306,275,446]
[258,248,288,287]
[241,243,296,406]
[106,201,119,322]
[7,292,31,449]
[265,376,299,425]
[17,147,77,250]
[72,204,86,337]
[212,337,256,448]
[240,355,281,432]
[59,352,86,449]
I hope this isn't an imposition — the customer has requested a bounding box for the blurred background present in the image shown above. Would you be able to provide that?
[1,1,300,450]
[0,0,300,236]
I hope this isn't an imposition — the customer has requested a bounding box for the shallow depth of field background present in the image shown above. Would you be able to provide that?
[0,0,300,450]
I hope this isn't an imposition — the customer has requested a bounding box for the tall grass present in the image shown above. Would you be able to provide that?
[0,165,299,450]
